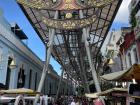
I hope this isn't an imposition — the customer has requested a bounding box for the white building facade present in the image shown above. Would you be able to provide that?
[0,9,43,90]
[0,9,74,95]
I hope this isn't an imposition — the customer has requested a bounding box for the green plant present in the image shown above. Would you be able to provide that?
[130,9,137,28]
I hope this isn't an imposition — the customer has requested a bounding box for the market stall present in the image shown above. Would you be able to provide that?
[100,64,140,81]
[100,64,140,105]
[0,88,48,105]
[98,88,128,105]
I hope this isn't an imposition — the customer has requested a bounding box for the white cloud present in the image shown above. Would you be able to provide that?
[114,0,132,24]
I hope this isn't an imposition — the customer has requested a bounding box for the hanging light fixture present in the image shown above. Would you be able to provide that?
[108,59,115,65]
[9,59,17,69]
[115,82,118,86]
[132,78,137,84]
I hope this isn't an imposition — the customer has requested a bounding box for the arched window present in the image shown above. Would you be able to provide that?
[29,69,32,89]
[17,65,25,88]
[6,57,12,89]
[35,72,37,90]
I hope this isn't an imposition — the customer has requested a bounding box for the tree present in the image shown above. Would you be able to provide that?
[130,9,137,28]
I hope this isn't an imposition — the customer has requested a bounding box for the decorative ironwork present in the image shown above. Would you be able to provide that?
[56,0,83,10]
[65,13,73,19]
[17,0,115,10]
[17,0,61,10]
[89,0,114,8]
[76,0,115,8]
[42,14,97,30]
[17,0,122,87]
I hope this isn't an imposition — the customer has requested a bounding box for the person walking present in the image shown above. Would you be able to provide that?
[71,99,76,105]
[93,98,104,105]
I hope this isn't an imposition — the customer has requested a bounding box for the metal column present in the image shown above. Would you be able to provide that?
[34,11,58,105]
[79,10,101,93]
[56,68,64,100]
[79,54,90,93]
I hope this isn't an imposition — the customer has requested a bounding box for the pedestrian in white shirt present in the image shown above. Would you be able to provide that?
[71,99,76,105]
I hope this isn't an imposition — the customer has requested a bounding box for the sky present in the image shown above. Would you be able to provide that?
[101,0,132,54]
[0,0,61,74]
[0,0,131,75]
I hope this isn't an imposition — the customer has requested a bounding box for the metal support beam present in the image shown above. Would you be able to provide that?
[79,10,105,105]
[56,68,64,100]
[79,54,90,93]
[79,10,101,93]
[34,11,58,105]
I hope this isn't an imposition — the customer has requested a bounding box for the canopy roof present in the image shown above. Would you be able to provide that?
[85,93,98,98]
[100,64,140,81]
[85,88,127,98]
[0,88,40,95]
[98,88,128,96]
[17,0,122,83]
[100,70,128,81]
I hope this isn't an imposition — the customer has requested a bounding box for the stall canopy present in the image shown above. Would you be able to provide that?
[85,88,127,98]
[100,70,128,81]
[0,88,39,95]
[85,93,98,98]
[98,88,128,96]
[100,64,140,81]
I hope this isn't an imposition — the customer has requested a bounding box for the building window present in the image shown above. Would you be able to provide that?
[133,48,138,63]
[49,83,51,96]
[29,69,32,89]
[17,65,25,88]
[6,57,12,89]
[128,53,132,66]
[35,72,37,90]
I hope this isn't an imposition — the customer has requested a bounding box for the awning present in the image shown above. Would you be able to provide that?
[85,88,127,98]
[124,64,140,80]
[0,88,40,95]
[100,64,140,81]
[85,93,98,98]
[100,70,129,81]
[98,88,128,96]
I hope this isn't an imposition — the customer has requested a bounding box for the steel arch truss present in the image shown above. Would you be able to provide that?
[17,0,122,86]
